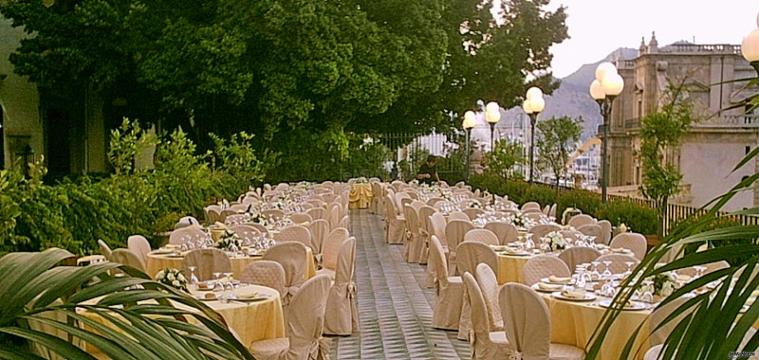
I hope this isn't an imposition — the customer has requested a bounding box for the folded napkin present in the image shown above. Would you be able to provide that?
[538,282,563,291]
[549,275,571,284]
[610,247,629,253]
[561,288,586,299]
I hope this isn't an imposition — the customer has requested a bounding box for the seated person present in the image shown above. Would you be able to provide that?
[416,156,440,184]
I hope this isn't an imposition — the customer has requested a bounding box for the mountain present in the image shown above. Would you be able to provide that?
[497,47,639,140]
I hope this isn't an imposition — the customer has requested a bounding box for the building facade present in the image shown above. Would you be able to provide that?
[606,35,759,211]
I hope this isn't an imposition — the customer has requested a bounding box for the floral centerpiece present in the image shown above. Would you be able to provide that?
[155,268,188,292]
[215,231,243,250]
[561,207,582,225]
[510,212,526,227]
[640,271,678,299]
[467,199,482,209]
[542,231,569,252]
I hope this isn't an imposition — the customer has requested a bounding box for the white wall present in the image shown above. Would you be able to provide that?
[680,135,757,211]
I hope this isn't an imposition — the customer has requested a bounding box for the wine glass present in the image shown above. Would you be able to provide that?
[602,260,613,278]
[212,272,222,291]
[188,266,199,291]
[590,261,601,281]
[624,261,636,275]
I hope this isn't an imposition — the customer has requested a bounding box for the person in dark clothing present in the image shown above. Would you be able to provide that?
[416,156,439,184]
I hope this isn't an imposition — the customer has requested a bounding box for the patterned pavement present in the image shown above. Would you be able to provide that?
[329,209,471,359]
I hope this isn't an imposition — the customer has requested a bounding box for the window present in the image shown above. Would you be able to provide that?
[747,146,752,155]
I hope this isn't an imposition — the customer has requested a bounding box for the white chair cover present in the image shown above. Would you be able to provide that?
[127,235,151,266]
[324,237,358,335]
[521,202,541,211]
[463,272,510,360]
[383,195,406,245]
[274,225,314,252]
[183,248,231,281]
[577,224,603,244]
[429,236,464,330]
[320,228,350,278]
[306,207,326,221]
[403,205,423,263]
[568,214,596,228]
[264,242,308,305]
[595,253,638,274]
[110,249,146,273]
[262,209,286,221]
[455,241,498,340]
[225,214,249,226]
[475,263,503,331]
[528,224,562,244]
[610,232,648,260]
[417,205,436,265]
[597,220,612,245]
[240,260,286,300]
[308,219,330,254]
[169,225,206,246]
[328,203,341,229]
[448,211,470,222]
[464,229,499,246]
[499,283,585,359]
[446,220,474,276]
[229,224,262,243]
[204,205,222,224]
[464,208,486,221]
[522,255,571,286]
[558,247,602,271]
[289,213,313,224]
[484,222,519,245]
[249,275,332,360]
[174,216,200,229]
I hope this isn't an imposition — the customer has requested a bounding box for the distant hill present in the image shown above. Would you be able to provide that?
[497,47,639,140]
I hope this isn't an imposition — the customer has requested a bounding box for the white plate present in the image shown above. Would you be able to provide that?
[597,299,649,311]
[551,291,597,302]
[532,283,564,293]
[500,251,531,257]
[542,277,572,285]
[151,248,174,255]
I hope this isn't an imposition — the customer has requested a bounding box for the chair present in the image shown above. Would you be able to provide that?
[548,204,557,218]
[464,208,486,221]
[274,225,314,251]
[204,205,222,224]
[110,249,146,273]
[98,239,113,260]
[577,224,603,244]
[456,242,498,339]
[228,224,261,243]
[127,235,151,265]
[328,203,341,229]
[568,214,596,228]
[499,283,585,359]
[262,209,286,221]
[520,202,541,211]
[383,196,406,245]
[429,236,464,330]
[174,216,200,229]
[403,205,423,263]
[597,220,612,245]
[306,207,326,221]
[220,209,239,223]
[169,225,206,246]
[324,237,358,336]
[319,228,350,279]
[288,213,312,224]
[528,224,562,244]
[522,255,571,286]
[464,229,499,246]
[610,232,648,260]
[558,247,602,271]
[463,272,510,360]
[446,220,474,276]
[264,242,308,305]
[240,260,286,300]
[417,205,437,265]
[224,214,249,226]
[183,248,231,281]
[484,222,519,245]
[595,254,638,274]
[249,275,332,360]
[475,263,503,331]
[677,260,730,277]
[308,219,330,254]
[522,212,545,222]
[448,211,470,222]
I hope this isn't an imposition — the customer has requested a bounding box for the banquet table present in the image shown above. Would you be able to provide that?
[495,252,534,284]
[145,248,317,280]
[349,183,373,209]
[79,284,284,356]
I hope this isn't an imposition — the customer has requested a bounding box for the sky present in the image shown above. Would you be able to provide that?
[546,0,758,78]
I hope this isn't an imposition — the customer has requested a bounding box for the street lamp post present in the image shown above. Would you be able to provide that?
[589,62,625,203]
[742,13,759,74]
[463,111,476,180]
[485,102,501,152]
[522,87,545,183]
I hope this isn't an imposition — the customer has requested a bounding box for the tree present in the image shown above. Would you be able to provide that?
[536,116,583,187]
[639,78,694,237]
[485,139,525,180]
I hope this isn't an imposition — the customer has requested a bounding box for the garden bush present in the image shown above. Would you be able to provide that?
[469,174,659,235]
[0,120,264,254]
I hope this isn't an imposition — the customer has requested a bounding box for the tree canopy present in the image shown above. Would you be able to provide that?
[1,0,567,180]
[536,116,582,187]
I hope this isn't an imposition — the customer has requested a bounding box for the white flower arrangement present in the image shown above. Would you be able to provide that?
[215,231,243,250]
[155,268,188,292]
[618,223,629,233]
[642,271,678,297]
[542,231,568,252]
[468,199,482,209]
[410,179,419,185]
[510,212,526,227]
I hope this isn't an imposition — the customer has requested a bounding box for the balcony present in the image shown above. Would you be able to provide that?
[658,44,742,55]
[697,114,759,128]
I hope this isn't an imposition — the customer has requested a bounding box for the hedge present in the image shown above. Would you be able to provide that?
[469,174,659,235]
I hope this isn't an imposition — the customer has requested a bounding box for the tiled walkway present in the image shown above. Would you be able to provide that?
[330,210,471,359]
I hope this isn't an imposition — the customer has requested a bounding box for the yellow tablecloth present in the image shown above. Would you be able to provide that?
[80,285,284,356]
[496,253,533,284]
[349,183,373,209]
[146,248,317,280]
[544,295,650,360]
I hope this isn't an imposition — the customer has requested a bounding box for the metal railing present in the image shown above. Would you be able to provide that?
[698,114,759,128]
[658,44,742,55]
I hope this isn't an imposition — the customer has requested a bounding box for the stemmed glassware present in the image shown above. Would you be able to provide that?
[188,266,199,291]
[624,261,636,275]
[602,260,613,279]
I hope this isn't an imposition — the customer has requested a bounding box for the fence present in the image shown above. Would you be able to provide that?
[377,130,468,182]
